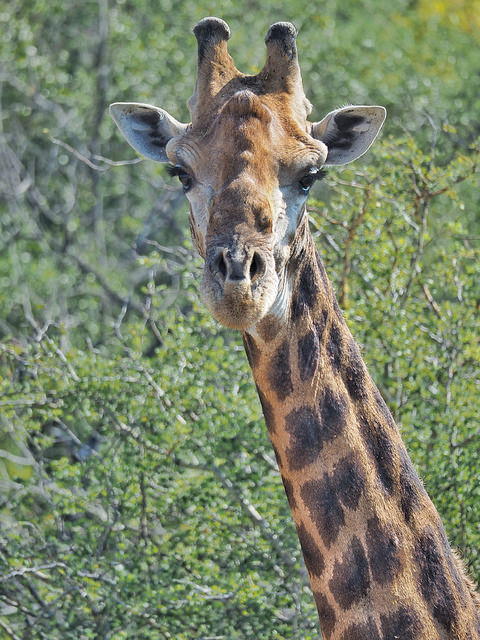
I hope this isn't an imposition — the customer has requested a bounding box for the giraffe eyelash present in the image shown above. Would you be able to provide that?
[167,164,186,177]
[167,164,194,191]
[308,168,328,183]
[299,167,328,192]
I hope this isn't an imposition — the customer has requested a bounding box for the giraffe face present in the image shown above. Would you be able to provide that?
[164,90,328,330]
[110,18,386,330]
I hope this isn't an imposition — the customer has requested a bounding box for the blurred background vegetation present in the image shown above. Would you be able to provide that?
[0,1,479,638]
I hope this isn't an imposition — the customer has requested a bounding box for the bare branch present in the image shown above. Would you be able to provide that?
[338,183,371,307]
[49,135,142,171]
[91,153,143,167]
[68,251,144,315]
[0,619,22,640]
[1,562,69,583]
[421,282,442,319]
[399,195,429,308]
[22,297,80,382]
[172,456,297,569]
[49,135,107,171]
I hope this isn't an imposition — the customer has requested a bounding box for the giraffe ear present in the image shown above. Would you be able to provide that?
[109,102,189,162]
[311,106,386,166]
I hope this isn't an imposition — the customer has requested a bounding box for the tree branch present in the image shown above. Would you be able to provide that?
[0,619,22,640]
[338,183,371,307]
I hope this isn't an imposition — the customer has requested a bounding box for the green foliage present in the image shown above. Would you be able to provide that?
[1,1,479,638]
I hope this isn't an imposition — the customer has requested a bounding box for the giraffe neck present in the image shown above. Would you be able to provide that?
[243,232,479,640]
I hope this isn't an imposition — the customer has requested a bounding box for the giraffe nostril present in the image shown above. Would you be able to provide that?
[210,247,266,285]
[250,251,265,283]
[250,255,258,280]
[213,251,227,280]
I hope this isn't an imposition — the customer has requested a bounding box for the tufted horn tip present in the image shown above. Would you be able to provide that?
[265,22,297,58]
[193,17,231,44]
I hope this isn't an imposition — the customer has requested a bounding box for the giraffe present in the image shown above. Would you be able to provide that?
[110,17,480,639]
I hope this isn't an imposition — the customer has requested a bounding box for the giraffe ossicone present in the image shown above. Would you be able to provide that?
[110,17,480,639]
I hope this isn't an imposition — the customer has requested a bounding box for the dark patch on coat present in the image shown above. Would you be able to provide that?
[285,386,348,471]
[256,386,275,432]
[358,414,396,494]
[300,455,366,549]
[380,606,423,640]
[319,386,348,443]
[297,522,324,578]
[298,328,320,382]
[256,314,284,344]
[414,526,459,632]
[438,527,468,606]
[285,406,323,470]
[333,296,344,319]
[243,333,260,369]
[341,618,380,640]
[315,249,330,291]
[329,536,370,610]
[314,592,336,639]
[373,387,396,431]
[301,474,345,549]
[290,261,319,322]
[366,516,404,585]
[333,453,366,511]
[271,442,282,469]
[282,476,296,509]
[268,339,293,400]
[343,339,368,401]
[326,323,343,371]
[315,308,329,341]
[398,446,424,523]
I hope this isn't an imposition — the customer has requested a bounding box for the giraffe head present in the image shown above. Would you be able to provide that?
[110,18,385,331]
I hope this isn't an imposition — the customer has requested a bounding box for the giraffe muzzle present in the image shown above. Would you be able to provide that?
[202,241,277,330]
[209,246,266,287]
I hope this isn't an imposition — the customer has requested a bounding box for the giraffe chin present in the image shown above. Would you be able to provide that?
[201,265,278,331]
[201,279,272,330]
[204,293,268,331]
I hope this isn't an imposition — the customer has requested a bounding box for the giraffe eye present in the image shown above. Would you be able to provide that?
[168,164,194,192]
[299,167,327,193]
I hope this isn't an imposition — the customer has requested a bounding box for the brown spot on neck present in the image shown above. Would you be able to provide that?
[255,312,284,343]
[243,332,261,370]
[328,536,370,610]
[267,339,293,400]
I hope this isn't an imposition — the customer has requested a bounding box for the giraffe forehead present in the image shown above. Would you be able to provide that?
[175,90,325,185]
[202,103,276,177]
[221,89,272,123]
